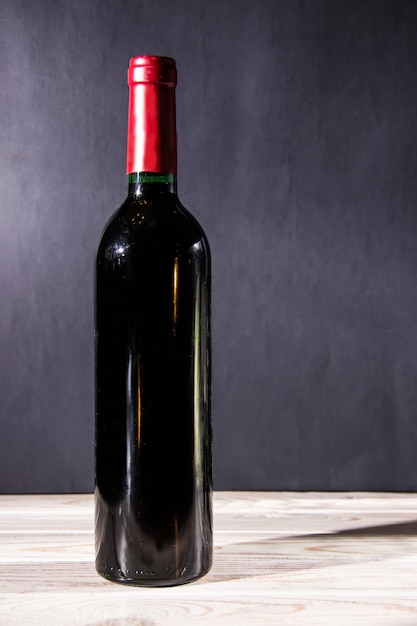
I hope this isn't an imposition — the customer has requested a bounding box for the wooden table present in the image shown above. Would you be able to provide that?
[0,492,416,625]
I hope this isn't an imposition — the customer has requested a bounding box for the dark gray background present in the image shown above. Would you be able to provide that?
[1,0,416,493]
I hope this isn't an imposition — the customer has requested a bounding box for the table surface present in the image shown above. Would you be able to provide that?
[0,492,417,625]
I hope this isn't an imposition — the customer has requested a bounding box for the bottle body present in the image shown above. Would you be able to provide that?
[94,56,212,586]
[95,182,212,586]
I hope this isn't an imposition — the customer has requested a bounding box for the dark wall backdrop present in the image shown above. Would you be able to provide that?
[1,0,417,493]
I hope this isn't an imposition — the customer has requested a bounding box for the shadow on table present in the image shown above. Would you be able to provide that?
[295,519,417,538]
[202,518,417,585]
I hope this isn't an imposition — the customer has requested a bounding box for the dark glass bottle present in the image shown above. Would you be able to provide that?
[94,56,212,587]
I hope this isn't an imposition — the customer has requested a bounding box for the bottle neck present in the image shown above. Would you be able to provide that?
[126,81,177,180]
[127,172,177,196]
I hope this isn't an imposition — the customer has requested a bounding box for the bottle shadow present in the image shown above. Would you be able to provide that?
[295,518,417,538]
[202,518,417,585]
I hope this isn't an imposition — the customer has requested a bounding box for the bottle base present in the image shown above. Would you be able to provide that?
[96,565,211,587]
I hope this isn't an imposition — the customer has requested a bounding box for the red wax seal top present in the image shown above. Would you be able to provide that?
[128,56,177,86]
[126,56,177,175]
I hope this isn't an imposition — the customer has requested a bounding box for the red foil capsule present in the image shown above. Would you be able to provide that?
[127,56,177,175]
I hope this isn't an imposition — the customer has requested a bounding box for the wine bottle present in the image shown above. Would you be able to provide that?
[94,56,212,586]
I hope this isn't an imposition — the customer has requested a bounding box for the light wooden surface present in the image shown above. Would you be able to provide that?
[0,492,417,625]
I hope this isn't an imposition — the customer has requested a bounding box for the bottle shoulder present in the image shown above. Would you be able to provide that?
[97,192,210,261]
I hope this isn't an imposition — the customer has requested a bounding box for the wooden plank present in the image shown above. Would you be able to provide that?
[0,492,416,624]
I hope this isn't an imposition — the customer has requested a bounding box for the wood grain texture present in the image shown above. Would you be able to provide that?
[0,492,416,625]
